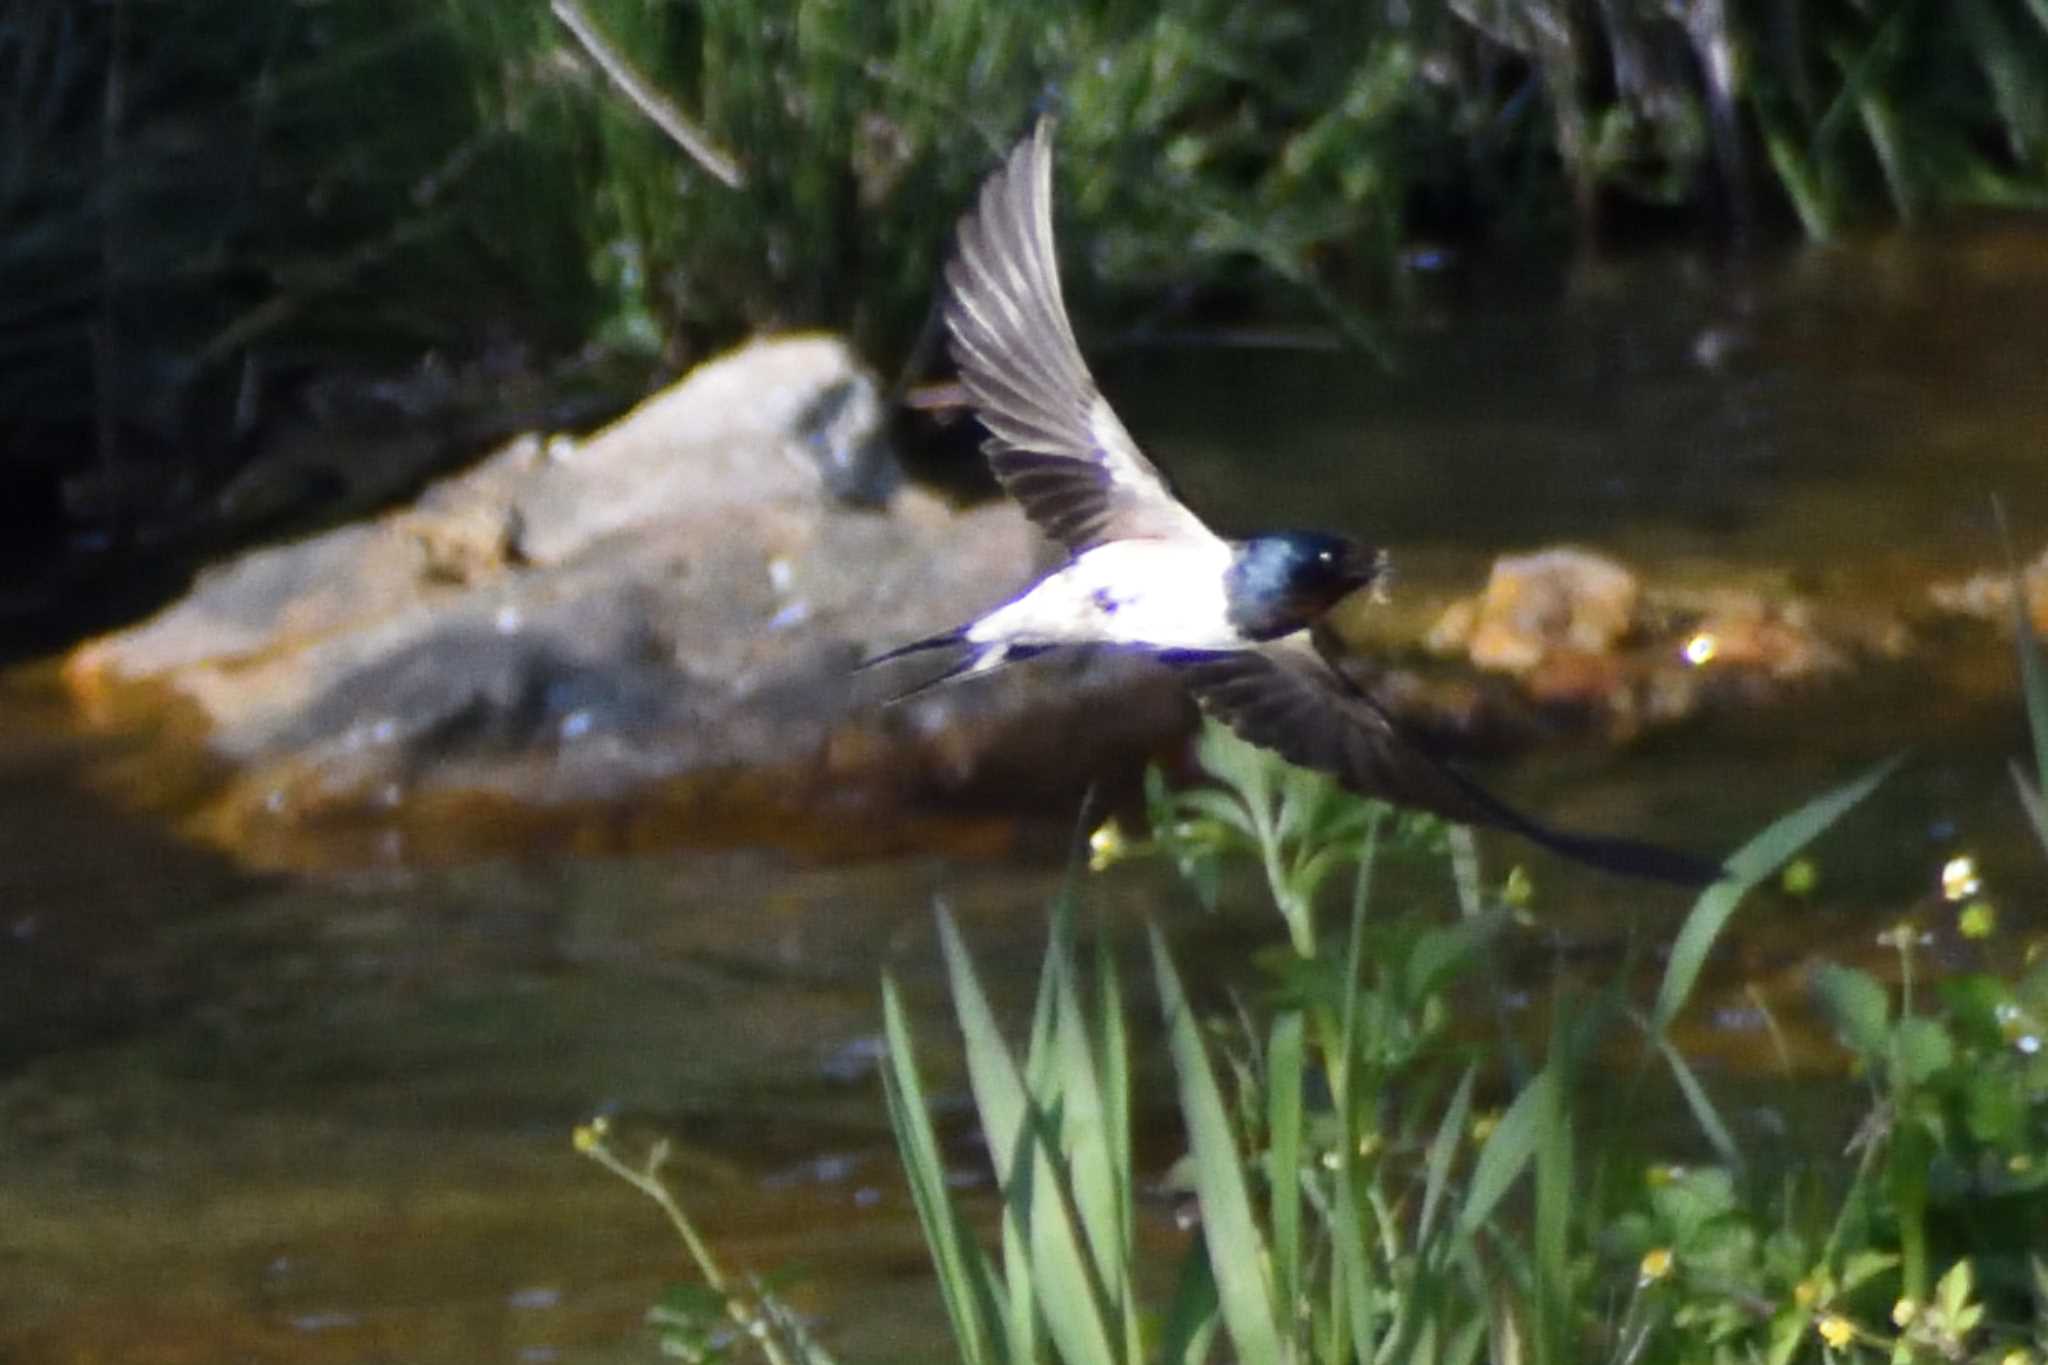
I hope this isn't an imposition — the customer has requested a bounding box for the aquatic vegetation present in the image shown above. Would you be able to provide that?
[874,722,2048,1364]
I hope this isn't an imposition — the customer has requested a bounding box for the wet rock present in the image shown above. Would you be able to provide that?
[63,335,1188,866]
[1428,548,1641,675]
[1928,546,2048,634]
[1411,550,1861,742]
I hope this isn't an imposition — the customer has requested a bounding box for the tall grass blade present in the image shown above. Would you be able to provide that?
[1458,1065,1558,1237]
[1996,501,2048,800]
[1094,924,1141,1364]
[1266,1009,1306,1323]
[1960,0,2048,157]
[937,909,1121,1365]
[1650,755,1900,1034]
[1532,1010,1574,1365]
[1159,1239,1223,1365]
[1419,1064,1478,1246]
[1045,900,1132,1340]
[1654,1033,1744,1170]
[1331,816,1381,1364]
[879,974,1003,1365]
[1150,924,1287,1365]
[2012,761,2048,858]
[1331,1149,1376,1365]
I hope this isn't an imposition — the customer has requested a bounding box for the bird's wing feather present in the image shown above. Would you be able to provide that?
[1172,629,1722,886]
[1172,633,1510,826]
[944,118,1214,552]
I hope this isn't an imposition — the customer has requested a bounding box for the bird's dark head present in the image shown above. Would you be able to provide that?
[1224,532,1388,641]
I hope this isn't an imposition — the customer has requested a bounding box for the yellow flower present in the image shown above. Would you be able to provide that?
[1941,855,1981,902]
[1638,1247,1674,1283]
[1816,1314,1855,1349]
[1781,858,1819,898]
[1959,900,1997,939]
[1891,1298,1917,1327]
[1794,1279,1822,1309]
[572,1114,611,1153]
[1469,1110,1501,1145]
[1088,819,1127,872]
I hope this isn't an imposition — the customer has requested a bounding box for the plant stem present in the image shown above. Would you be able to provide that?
[580,1135,794,1365]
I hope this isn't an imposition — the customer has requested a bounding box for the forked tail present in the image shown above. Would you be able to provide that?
[1440,762,1725,888]
[853,629,1051,705]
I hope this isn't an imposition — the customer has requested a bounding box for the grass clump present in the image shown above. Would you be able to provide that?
[564,528,2048,1362]
[873,719,2048,1365]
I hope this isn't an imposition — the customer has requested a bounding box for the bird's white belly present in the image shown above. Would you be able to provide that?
[969,539,1242,651]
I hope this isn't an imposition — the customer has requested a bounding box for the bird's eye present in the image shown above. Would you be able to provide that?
[1317,549,1335,566]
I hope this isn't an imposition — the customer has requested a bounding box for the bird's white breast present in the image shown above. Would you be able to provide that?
[969,537,1242,652]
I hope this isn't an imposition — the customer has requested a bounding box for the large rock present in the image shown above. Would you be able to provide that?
[64,336,1188,865]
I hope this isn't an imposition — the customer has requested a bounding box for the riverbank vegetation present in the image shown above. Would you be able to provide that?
[9,0,2048,545]
[577,598,2048,1362]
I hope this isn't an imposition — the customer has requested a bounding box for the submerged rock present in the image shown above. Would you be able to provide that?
[63,335,1187,866]
[1414,550,1863,743]
[1928,547,2048,634]
[1428,547,1641,675]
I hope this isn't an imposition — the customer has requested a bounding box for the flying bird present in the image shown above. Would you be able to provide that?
[863,118,1722,888]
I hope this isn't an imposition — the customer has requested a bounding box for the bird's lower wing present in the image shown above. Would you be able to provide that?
[1170,634,1723,887]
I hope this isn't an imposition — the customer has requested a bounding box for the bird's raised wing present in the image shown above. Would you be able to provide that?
[944,117,1214,553]
[1172,630,1722,886]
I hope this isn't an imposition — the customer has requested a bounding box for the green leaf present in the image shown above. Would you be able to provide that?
[2012,760,2048,859]
[1459,1066,1556,1237]
[1651,756,1899,1034]
[1177,787,1259,839]
[1158,1240,1222,1365]
[1812,964,1891,1057]
[1647,1164,1739,1245]
[879,974,1004,1365]
[1893,1016,1955,1086]
[938,911,1121,1365]
[1655,1035,1745,1172]
[1150,924,1286,1365]
[1038,893,1132,1334]
[1996,499,2048,799]
[1094,922,1140,1365]
[1419,1065,1477,1246]
[1405,911,1510,1007]
[1532,1008,1574,1363]
[1330,1141,1377,1364]
[1840,1249,1900,1294]
[1266,1010,1305,1323]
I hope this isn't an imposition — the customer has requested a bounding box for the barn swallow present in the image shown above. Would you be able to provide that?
[864,118,1722,887]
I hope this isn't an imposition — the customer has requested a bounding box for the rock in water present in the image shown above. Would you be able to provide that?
[63,335,1186,866]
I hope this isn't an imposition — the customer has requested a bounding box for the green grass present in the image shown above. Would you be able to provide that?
[12,0,2048,514]
[867,724,2048,1365]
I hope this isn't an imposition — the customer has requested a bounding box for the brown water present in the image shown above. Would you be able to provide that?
[7,225,2048,1363]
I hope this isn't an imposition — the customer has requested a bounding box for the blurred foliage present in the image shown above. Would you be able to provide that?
[8,0,2048,527]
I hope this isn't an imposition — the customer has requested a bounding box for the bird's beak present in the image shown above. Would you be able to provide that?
[1346,546,1392,603]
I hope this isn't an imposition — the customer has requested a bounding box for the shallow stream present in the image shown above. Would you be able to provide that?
[6,226,2048,1362]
